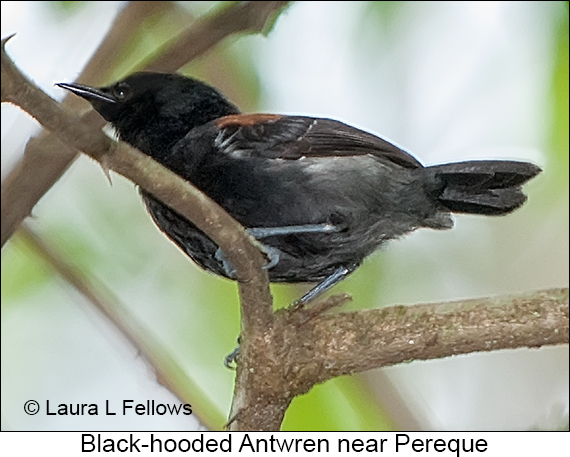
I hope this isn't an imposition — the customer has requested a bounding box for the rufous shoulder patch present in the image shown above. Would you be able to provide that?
[215,113,283,128]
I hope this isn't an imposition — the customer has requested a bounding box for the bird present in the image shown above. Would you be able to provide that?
[57,72,541,305]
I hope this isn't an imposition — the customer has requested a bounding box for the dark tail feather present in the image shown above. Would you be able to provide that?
[427,160,542,215]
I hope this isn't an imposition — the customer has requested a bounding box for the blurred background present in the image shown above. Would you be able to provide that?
[1,1,568,431]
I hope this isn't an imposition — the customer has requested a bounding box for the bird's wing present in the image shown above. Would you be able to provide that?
[210,114,423,169]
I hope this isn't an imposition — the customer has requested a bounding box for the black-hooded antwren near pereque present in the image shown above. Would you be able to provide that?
[58,72,541,304]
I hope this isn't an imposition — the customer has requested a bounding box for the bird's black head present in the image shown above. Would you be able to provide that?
[57,72,239,158]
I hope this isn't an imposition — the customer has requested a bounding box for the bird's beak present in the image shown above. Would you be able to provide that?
[56,82,116,104]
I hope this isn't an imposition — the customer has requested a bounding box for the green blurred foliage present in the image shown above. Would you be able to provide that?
[48,1,86,14]
[1,236,54,305]
[283,376,396,431]
[549,3,569,187]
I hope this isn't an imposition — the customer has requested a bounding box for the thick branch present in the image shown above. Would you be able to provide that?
[289,288,569,383]
[230,287,569,430]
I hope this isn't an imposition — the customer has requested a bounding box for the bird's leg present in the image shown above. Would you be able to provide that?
[292,265,354,308]
[246,223,339,238]
[224,265,353,368]
[215,223,340,277]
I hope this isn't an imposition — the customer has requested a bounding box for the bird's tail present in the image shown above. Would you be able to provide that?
[427,160,542,215]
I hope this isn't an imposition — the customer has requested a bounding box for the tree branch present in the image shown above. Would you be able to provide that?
[229,287,569,430]
[145,1,290,72]
[287,288,569,382]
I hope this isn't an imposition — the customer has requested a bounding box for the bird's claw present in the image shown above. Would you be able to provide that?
[224,346,240,369]
[215,247,238,279]
[215,242,281,278]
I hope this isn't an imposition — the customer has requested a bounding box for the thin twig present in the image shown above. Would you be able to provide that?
[145,1,290,72]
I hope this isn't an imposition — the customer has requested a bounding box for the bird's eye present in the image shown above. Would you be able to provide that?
[113,83,132,101]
